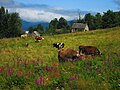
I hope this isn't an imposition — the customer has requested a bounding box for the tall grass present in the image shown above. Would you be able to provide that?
[0,27,120,89]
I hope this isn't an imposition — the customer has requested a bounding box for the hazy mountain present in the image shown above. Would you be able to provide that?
[22,20,49,30]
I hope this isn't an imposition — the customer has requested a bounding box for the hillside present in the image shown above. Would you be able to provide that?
[0,27,120,65]
[0,27,120,89]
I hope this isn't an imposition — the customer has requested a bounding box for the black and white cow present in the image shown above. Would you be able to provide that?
[53,42,64,49]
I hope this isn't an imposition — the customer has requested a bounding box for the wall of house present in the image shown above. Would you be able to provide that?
[84,25,89,31]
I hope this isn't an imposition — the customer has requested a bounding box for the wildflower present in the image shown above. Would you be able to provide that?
[36,79,39,85]
[70,76,75,81]
[40,76,44,85]
[44,65,48,71]
[77,74,81,80]
[6,68,14,77]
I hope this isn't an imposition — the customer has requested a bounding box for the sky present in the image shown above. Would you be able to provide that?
[0,0,120,22]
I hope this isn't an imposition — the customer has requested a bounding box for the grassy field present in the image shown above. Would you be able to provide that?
[0,27,120,90]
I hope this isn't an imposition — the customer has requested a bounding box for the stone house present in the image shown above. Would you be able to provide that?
[71,23,89,32]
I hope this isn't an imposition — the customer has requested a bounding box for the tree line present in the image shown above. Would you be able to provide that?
[0,6,24,38]
[0,6,120,38]
[79,10,120,30]
[31,10,120,35]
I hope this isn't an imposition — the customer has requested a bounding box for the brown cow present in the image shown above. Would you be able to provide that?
[35,36,44,41]
[58,48,81,62]
[79,46,101,56]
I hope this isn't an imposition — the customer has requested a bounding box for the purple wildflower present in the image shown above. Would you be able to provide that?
[70,76,75,81]
[36,79,39,85]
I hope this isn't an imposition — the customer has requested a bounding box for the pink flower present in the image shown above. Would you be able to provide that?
[70,76,75,81]
[77,74,81,80]
[36,79,39,85]
[40,76,44,85]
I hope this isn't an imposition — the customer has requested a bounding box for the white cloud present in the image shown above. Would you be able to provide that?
[1,0,96,22]
[15,8,78,22]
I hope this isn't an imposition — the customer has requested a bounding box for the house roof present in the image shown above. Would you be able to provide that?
[32,31,40,36]
[72,23,87,29]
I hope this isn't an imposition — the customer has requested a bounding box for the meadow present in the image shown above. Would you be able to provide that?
[0,27,120,90]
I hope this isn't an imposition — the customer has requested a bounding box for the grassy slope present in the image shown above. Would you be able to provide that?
[0,27,120,89]
[0,27,120,66]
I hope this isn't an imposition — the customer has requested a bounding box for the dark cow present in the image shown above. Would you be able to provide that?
[79,45,101,56]
[53,42,64,49]
[35,36,44,41]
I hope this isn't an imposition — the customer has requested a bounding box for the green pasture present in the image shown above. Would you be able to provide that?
[0,27,120,90]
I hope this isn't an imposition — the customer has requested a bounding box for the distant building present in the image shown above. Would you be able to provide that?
[31,31,41,36]
[25,31,29,34]
[71,23,89,32]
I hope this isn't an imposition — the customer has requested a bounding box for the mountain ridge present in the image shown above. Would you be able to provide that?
[22,20,49,30]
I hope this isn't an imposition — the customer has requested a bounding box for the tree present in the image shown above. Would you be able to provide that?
[7,13,23,37]
[84,13,95,30]
[28,26,34,33]
[57,17,68,29]
[94,13,102,29]
[37,24,44,35]
[49,18,58,34]
[102,10,116,28]
[49,18,58,30]
[0,6,24,38]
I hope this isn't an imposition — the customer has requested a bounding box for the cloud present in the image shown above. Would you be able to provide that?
[0,0,96,22]
[14,8,78,22]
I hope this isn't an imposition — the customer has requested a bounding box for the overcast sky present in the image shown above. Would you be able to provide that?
[0,0,120,22]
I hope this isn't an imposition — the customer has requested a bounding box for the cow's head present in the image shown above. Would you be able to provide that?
[53,42,64,49]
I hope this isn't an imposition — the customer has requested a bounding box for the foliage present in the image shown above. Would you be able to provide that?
[37,24,45,35]
[102,10,120,28]
[57,17,68,29]
[77,10,120,30]
[28,26,34,34]
[0,6,24,38]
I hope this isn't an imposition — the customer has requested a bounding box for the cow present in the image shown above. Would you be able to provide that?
[21,34,28,39]
[58,48,81,62]
[35,36,44,41]
[53,42,64,50]
[79,45,102,56]
[53,43,81,62]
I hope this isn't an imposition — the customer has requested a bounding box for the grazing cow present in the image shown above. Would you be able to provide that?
[21,34,28,39]
[53,42,64,49]
[79,45,101,56]
[58,48,81,62]
[35,36,44,41]
[53,43,81,62]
